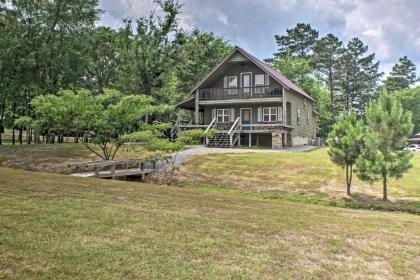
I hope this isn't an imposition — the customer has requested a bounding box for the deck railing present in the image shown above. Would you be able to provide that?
[199,86,282,100]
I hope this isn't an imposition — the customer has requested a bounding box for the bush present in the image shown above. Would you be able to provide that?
[179,129,216,145]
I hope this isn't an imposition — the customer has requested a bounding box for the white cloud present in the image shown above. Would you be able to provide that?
[99,0,420,77]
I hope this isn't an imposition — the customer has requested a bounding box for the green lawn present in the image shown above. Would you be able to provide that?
[0,167,419,279]
[176,148,420,212]
[0,143,153,174]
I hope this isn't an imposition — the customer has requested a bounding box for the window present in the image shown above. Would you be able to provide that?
[217,109,230,123]
[263,107,277,122]
[228,76,238,95]
[304,99,307,109]
[307,112,310,124]
[297,108,301,124]
[255,74,265,93]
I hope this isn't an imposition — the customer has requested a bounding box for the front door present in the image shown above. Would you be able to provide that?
[241,108,252,130]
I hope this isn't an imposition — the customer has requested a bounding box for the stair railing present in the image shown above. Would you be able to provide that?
[228,117,241,147]
[205,117,217,145]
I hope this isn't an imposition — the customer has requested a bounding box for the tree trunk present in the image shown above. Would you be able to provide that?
[383,174,388,201]
[345,164,351,196]
[0,97,5,145]
[12,102,16,145]
[328,69,334,114]
[18,127,23,145]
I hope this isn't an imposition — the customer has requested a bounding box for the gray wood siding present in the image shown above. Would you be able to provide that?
[285,89,315,138]
[206,62,280,89]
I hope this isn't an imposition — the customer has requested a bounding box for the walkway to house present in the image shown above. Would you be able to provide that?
[173,145,318,166]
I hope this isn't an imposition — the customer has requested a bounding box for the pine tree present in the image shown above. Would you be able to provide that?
[313,34,343,114]
[327,112,364,195]
[274,23,319,59]
[356,92,413,201]
[336,38,382,115]
[384,56,418,92]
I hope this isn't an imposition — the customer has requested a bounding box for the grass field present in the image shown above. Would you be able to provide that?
[0,143,153,174]
[0,167,419,279]
[176,148,420,212]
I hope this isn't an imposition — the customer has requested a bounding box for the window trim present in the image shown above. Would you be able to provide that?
[262,107,278,123]
[217,108,231,123]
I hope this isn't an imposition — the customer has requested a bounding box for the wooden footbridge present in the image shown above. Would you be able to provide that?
[68,159,156,180]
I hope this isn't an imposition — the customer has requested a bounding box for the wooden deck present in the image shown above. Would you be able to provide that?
[68,159,156,180]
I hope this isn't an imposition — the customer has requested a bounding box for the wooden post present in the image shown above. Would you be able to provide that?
[248,133,251,148]
[194,89,199,125]
[111,164,116,180]
[141,161,145,181]
[282,86,287,124]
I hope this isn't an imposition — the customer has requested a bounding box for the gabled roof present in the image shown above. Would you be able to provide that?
[189,46,314,101]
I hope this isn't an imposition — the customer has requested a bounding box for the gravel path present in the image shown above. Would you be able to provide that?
[173,145,318,166]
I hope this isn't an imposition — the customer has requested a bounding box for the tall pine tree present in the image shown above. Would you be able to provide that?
[313,34,343,114]
[384,56,418,92]
[273,23,318,59]
[336,38,382,115]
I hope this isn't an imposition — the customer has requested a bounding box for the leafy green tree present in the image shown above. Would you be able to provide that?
[173,29,232,94]
[384,56,418,92]
[313,34,343,113]
[274,23,319,59]
[130,0,181,97]
[84,27,122,93]
[327,112,364,195]
[336,37,382,114]
[356,93,413,201]
[270,56,333,137]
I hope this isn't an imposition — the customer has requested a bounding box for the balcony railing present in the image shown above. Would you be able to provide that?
[199,86,282,100]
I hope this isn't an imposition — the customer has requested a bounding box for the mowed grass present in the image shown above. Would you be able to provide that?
[0,167,419,279]
[176,148,420,204]
[0,143,153,174]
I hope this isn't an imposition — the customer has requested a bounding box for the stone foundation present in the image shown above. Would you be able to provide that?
[271,132,283,149]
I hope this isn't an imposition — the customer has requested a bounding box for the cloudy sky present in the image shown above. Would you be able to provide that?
[99,0,420,77]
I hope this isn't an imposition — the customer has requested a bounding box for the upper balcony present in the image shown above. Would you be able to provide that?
[198,86,282,101]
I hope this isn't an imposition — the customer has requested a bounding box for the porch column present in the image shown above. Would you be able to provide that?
[194,89,199,125]
[282,87,287,124]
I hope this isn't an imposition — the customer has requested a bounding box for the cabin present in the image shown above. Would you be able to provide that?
[174,46,317,149]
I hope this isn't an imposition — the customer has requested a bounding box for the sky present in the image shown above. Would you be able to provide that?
[99,0,420,78]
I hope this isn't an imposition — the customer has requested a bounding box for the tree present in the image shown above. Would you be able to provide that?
[84,27,122,93]
[313,34,343,113]
[173,29,232,94]
[384,56,418,92]
[274,23,319,59]
[327,112,364,195]
[336,38,382,115]
[32,89,157,159]
[357,93,413,201]
[394,86,420,133]
[270,56,333,137]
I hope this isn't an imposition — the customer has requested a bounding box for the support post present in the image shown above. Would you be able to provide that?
[282,87,287,124]
[194,89,199,125]
[248,133,251,148]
